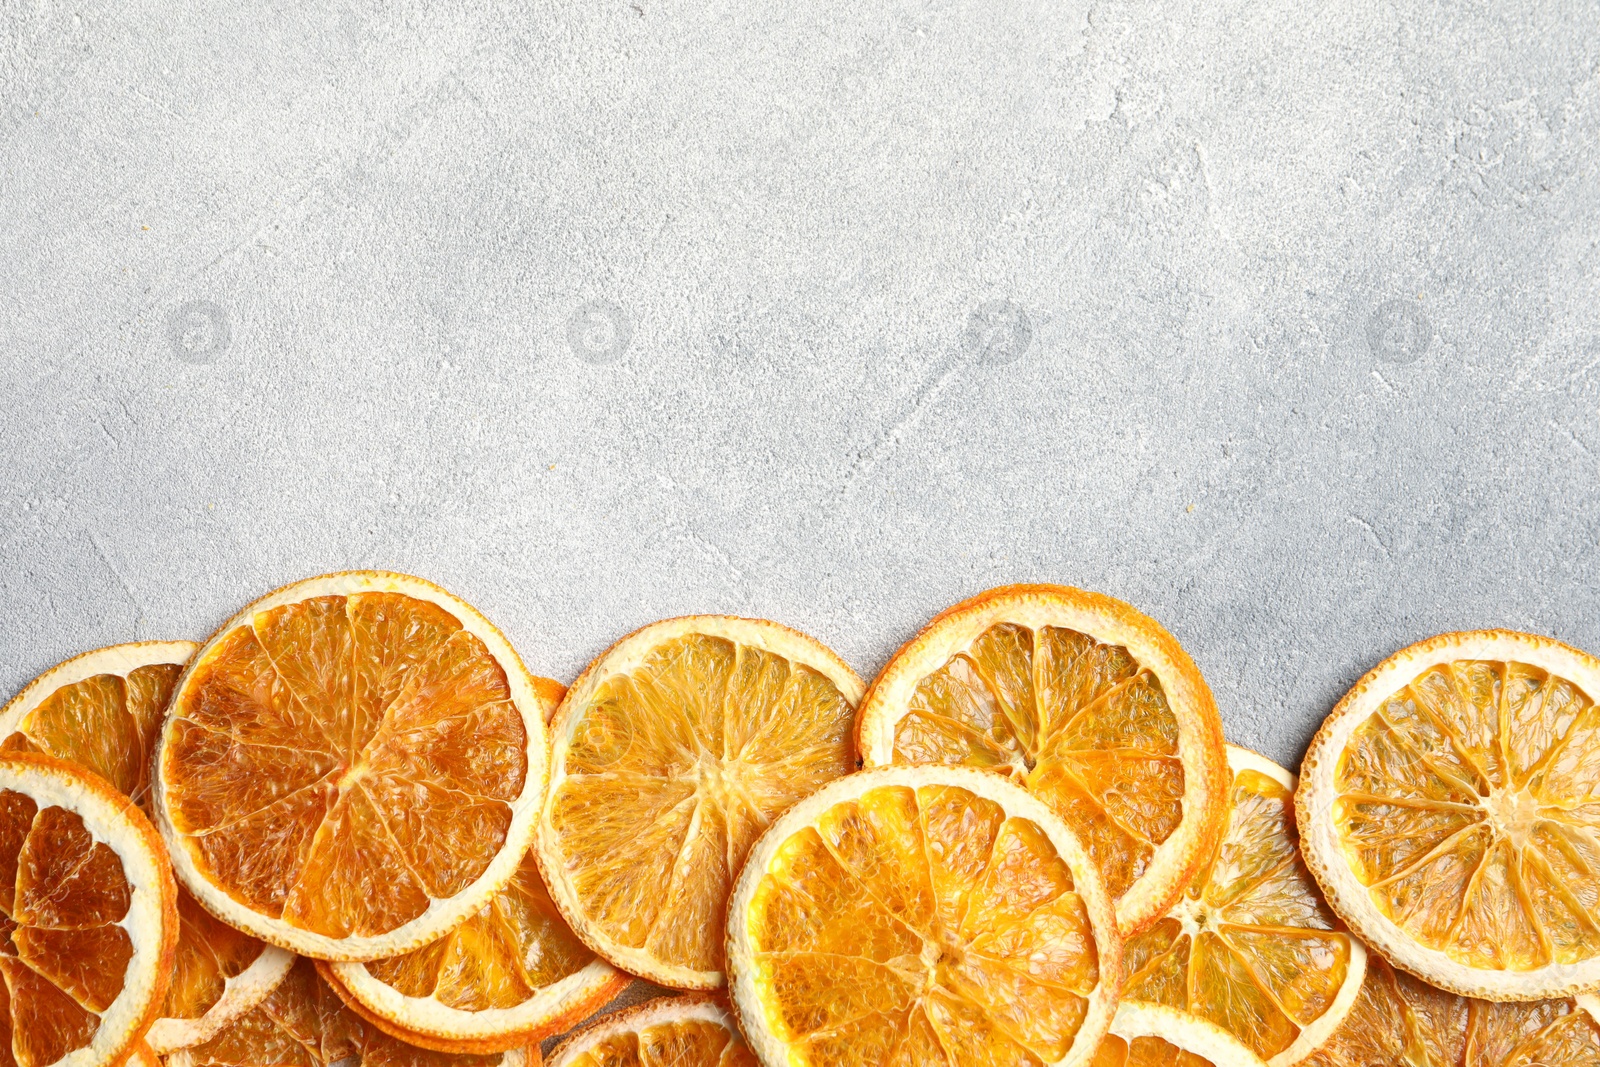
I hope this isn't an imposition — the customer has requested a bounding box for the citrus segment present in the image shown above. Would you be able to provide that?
[0,754,176,1067]
[154,572,550,960]
[1298,629,1600,999]
[728,766,1120,1067]
[1121,748,1363,1066]
[545,995,753,1067]
[168,959,534,1067]
[1302,957,1600,1066]
[539,617,863,988]
[1090,1003,1266,1067]
[855,585,1227,935]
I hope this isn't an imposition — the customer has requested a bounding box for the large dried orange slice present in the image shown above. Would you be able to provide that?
[169,958,536,1067]
[544,995,753,1067]
[1091,1003,1265,1067]
[855,585,1228,936]
[153,571,550,961]
[1298,629,1600,1000]
[727,765,1121,1067]
[0,643,296,1052]
[1121,747,1364,1065]
[1302,957,1600,1066]
[0,752,177,1067]
[537,616,863,989]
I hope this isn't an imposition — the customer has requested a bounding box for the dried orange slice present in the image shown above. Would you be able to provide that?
[1298,629,1600,1000]
[727,765,1121,1067]
[1091,1003,1266,1067]
[320,847,628,1052]
[153,571,550,961]
[855,584,1228,936]
[169,958,536,1067]
[544,996,753,1067]
[0,642,296,1052]
[537,616,864,989]
[125,1042,160,1067]
[1302,957,1600,1066]
[1121,747,1364,1065]
[0,752,177,1067]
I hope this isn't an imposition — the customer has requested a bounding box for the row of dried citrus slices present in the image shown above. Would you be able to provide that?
[0,573,1596,1067]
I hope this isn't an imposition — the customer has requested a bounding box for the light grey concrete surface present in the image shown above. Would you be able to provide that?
[2,0,1599,769]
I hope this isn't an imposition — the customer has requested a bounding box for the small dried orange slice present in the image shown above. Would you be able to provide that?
[537,616,864,989]
[1092,1003,1266,1067]
[0,752,177,1067]
[1298,629,1600,1000]
[1121,747,1364,1065]
[0,642,296,1052]
[169,957,537,1067]
[727,765,1121,1067]
[153,571,550,961]
[855,584,1228,936]
[544,995,753,1067]
[1301,957,1600,1066]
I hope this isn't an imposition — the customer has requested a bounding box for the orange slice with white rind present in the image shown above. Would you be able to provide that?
[544,995,754,1067]
[153,571,550,961]
[1121,747,1364,1065]
[1092,1003,1266,1067]
[855,584,1229,936]
[537,616,864,989]
[126,1042,160,1067]
[1298,629,1600,1000]
[321,847,628,1052]
[1301,956,1600,1066]
[169,957,536,1067]
[727,765,1121,1067]
[0,642,296,1052]
[0,752,178,1067]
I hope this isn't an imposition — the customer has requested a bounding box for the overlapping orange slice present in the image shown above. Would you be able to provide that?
[544,995,753,1067]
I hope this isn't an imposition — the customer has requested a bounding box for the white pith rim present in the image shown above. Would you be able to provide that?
[0,641,200,735]
[152,570,552,962]
[855,587,1226,935]
[1298,630,1600,1000]
[545,995,739,1067]
[0,756,173,1067]
[726,765,1123,1067]
[538,615,865,990]
[146,943,296,1053]
[1108,1002,1267,1067]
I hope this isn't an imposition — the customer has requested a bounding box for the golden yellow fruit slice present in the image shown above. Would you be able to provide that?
[1121,747,1364,1065]
[1298,629,1600,1000]
[1302,957,1600,1066]
[544,995,753,1067]
[322,848,628,1052]
[154,571,550,961]
[855,585,1228,937]
[727,765,1120,1067]
[0,753,177,1067]
[1091,1003,1266,1067]
[168,958,536,1067]
[537,616,864,989]
[0,642,296,1051]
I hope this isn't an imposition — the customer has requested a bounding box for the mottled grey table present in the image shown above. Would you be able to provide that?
[3,0,1599,773]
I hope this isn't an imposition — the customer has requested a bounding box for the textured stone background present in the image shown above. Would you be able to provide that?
[3,0,1598,770]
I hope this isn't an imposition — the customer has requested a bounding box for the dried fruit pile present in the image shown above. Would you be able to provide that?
[1,573,1596,1067]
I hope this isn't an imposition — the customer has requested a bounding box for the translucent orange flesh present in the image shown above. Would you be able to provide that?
[889,623,1184,903]
[164,888,270,1020]
[1334,658,1600,972]
[180,957,514,1067]
[366,850,596,1011]
[1302,957,1600,1067]
[550,634,855,973]
[1090,1036,1213,1067]
[746,783,1099,1067]
[1122,768,1351,1061]
[563,1018,756,1067]
[0,790,138,1067]
[163,593,530,938]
